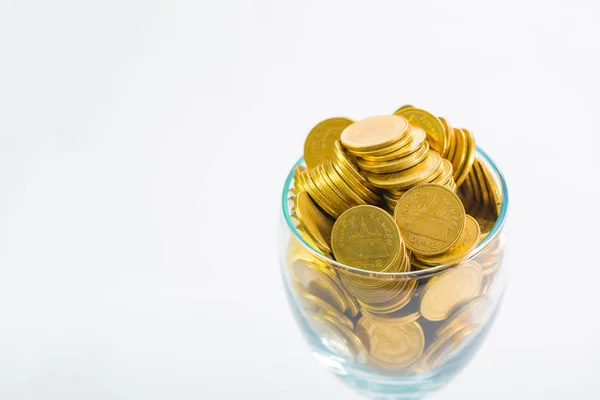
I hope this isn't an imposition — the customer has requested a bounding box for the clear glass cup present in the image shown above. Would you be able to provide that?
[278,147,509,399]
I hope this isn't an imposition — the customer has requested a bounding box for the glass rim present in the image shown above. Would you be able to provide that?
[281,147,509,277]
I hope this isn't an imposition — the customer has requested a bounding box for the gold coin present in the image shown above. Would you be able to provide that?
[331,205,403,272]
[395,107,447,155]
[366,151,442,190]
[293,166,308,192]
[332,141,381,201]
[316,164,358,208]
[394,184,466,256]
[420,261,483,321]
[357,126,428,162]
[348,277,408,306]
[410,253,434,271]
[291,260,348,313]
[338,269,397,296]
[300,291,353,329]
[311,166,350,215]
[320,312,369,363]
[460,174,476,212]
[307,311,368,363]
[359,279,417,316]
[431,159,454,185]
[294,191,335,253]
[342,289,361,317]
[479,252,503,277]
[451,128,467,182]
[393,104,414,113]
[454,128,476,187]
[345,128,415,158]
[302,168,341,218]
[323,162,367,206]
[439,117,454,158]
[413,149,444,183]
[341,115,410,152]
[342,259,410,302]
[436,296,493,338]
[332,159,381,204]
[478,274,494,295]
[294,167,310,194]
[446,124,457,163]
[472,159,490,208]
[362,309,422,324]
[304,117,354,168]
[355,314,425,369]
[469,168,483,207]
[360,309,421,325]
[420,323,475,371]
[478,157,502,217]
[287,235,326,267]
[356,142,430,174]
[416,215,481,265]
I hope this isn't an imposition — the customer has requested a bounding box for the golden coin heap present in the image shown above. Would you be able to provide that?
[288,104,505,373]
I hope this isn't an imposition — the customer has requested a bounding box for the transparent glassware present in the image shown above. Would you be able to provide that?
[278,147,509,400]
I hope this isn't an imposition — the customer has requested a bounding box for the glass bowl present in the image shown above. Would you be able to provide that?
[278,147,509,399]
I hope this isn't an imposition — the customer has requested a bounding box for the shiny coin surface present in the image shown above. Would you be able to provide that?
[332,141,381,202]
[358,279,417,316]
[356,142,430,174]
[341,115,410,152]
[357,126,426,162]
[450,128,467,182]
[437,295,493,338]
[394,184,466,256]
[301,168,341,218]
[307,311,368,363]
[294,191,335,253]
[395,107,447,155]
[304,117,354,168]
[439,117,454,158]
[478,157,502,217]
[420,261,483,321]
[355,314,425,369]
[420,323,475,371]
[366,151,442,190]
[416,215,481,265]
[323,162,367,206]
[331,205,403,272]
[393,104,414,113]
[455,128,476,187]
[291,259,348,313]
[300,291,354,329]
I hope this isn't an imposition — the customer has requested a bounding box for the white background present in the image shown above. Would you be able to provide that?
[1,1,599,399]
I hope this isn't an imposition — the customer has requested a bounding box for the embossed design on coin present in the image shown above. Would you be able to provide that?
[304,117,354,168]
[331,205,402,272]
[355,314,425,369]
[416,215,481,265]
[394,184,466,256]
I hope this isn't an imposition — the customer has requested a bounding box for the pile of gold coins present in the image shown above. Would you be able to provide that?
[286,105,505,373]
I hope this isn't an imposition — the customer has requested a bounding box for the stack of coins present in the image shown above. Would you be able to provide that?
[419,296,492,370]
[286,232,505,373]
[458,157,502,239]
[295,106,504,269]
[330,205,414,317]
[286,104,506,373]
[394,106,476,187]
[296,120,382,219]
[338,114,457,214]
